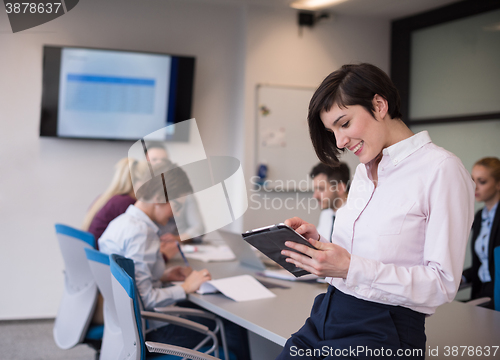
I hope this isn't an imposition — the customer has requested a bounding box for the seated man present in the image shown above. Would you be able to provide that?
[99,162,250,359]
[146,143,205,243]
[310,162,350,241]
[99,164,209,309]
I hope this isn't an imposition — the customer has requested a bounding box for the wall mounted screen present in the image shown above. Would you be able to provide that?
[40,46,195,141]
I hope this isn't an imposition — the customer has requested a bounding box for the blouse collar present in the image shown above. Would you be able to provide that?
[382,131,432,166]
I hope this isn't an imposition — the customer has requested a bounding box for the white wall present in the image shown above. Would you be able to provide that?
[0,0,246,320]
[242,6,390,230]
[0,0,390,319]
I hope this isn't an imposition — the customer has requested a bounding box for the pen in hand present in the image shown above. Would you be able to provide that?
[177,242,190,266]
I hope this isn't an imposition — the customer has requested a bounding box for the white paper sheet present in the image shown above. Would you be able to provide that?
[197,275,276,302]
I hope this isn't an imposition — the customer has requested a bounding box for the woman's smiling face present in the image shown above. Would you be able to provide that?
[320,97,389,164]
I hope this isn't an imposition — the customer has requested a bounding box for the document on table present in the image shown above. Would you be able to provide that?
[197,275,276,302]
[182,244,236,262]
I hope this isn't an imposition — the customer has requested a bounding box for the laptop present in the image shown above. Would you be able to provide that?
[217,229,266,271]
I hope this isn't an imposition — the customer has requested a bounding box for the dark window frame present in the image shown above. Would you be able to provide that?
[390,0,500,125]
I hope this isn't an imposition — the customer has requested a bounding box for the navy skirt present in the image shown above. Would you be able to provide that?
[276,286,426,360]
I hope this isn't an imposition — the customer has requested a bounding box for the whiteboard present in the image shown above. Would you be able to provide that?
[256,84,319,191]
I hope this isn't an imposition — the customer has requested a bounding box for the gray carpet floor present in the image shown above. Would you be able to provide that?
[0,319,96,360]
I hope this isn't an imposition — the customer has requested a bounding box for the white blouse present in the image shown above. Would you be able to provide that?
[325,131,475,315]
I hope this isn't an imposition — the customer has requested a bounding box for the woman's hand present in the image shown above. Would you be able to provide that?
[162,265,193,282]
[281,238,351,279]
[284,217,320,241]
[181,269,211,294]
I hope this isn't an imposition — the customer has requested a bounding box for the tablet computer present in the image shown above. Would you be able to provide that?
[242,223,317,277]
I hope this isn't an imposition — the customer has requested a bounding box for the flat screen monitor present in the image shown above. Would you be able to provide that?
[40,46,195,141]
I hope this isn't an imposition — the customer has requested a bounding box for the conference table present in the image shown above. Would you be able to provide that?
[188,259,326,346]
[180,240,500,359]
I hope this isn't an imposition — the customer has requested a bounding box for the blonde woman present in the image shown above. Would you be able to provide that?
[83,158,147,246]
[463,157,500,309]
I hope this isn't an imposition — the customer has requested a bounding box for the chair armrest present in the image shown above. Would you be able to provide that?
[154,306,217,320]
[141,311,210,334]
[154,306,229,360]
[146,341,220,360]
[466,297,492,307]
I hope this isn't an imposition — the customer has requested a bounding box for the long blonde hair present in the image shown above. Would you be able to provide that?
[82,158,146,230]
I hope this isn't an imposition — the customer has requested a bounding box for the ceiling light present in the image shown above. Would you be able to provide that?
[290,0,348,11]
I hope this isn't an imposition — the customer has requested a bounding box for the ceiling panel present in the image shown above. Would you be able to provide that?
[180,0,462,20]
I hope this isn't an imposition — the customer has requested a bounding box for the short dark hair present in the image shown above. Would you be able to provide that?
[308,63,402,166]
[136,162,193,203]
[310,162,350,185]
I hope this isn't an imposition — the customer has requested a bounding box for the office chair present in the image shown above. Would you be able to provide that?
[53,224,103,358]
[465,246,500,310]
[494,246,500,311]
[85,248,124,360]
[152,305,231,359]
[110,253,230,360]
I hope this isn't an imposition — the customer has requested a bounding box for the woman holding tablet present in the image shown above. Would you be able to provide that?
[277,63,475,359]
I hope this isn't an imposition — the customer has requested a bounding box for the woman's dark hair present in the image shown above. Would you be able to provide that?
[308,63,402,166]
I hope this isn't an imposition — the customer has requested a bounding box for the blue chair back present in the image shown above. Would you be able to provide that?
[494,246,500,311]
[53,224,100,350]
[110,254,146,360]
[85,249,123,360]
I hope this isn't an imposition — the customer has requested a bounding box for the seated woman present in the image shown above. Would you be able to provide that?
[463,157,500,309]
[83,158,148,247]
[98,163,250,359]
